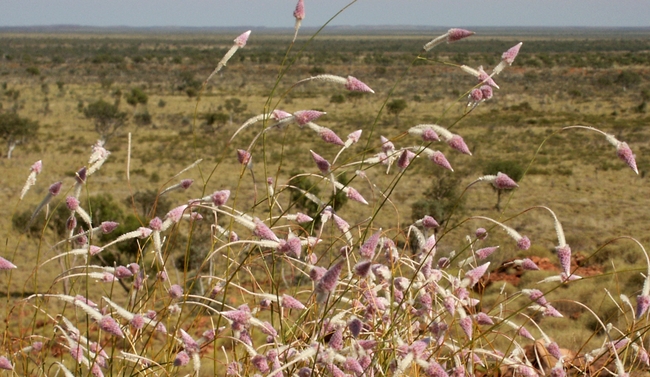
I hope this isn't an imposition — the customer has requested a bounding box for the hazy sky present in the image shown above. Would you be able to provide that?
[0,0,649,29]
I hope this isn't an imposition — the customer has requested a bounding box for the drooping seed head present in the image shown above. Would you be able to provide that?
[637,295,650,319]
[253,218,280,242]
[476,227,488,240]
[114,266,133,279]
[271,109,292,121]
[180,179,193,189]
[520,258,539,270]
[492,172,519,189]
[477,66,499,88]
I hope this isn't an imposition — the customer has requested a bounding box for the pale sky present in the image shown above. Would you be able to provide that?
[0,0,648,29]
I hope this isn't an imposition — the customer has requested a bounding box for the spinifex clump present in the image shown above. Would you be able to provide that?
[2,3,647,377]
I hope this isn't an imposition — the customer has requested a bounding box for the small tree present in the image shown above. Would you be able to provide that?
[386,99,407,126]
[0,112,39,158]
[84,100,127,143]
[125,88,148,109]
[224,97,247,124]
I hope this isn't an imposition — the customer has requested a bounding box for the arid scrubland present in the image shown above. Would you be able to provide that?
[0,8,649,376]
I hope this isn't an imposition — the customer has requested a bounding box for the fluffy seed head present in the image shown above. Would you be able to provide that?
[464,262,490,287]
[130,314,145,329]
[75,166,87,184]
[180,179,193,189]
[346,187,368,204]
[309,150,331,174]
[271,109,291,120]
[476,227,488,240]
[165,205,187,223]
[520,258,539,270]
[470,88,483,102]
[398,150,416,170]
[253,218,280,242]
[114,266,133,279]
[316,261,344,298]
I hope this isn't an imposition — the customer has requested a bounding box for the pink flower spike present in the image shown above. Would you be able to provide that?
[347,129,362,143]
[211,190,230,206]
[253,218,280,242]
[518,326,535,340]
[448,135,471,155]
[469,88,483,102]
[493,172,518,189]
[316,261,344,300]
[517,236,531,250]
[636,295,650,319]
[475,312,494,325]
[99,316,124,338]
[281,294,306,310]
[429,151,453,171]
[237,149,252,166]
[422,128,440,142]
[169,284,184,299]
[48,181,63,196]
[166,205,188,223]
[319,128,345,146]
[345,76,374,93]
[130,314,145,329]
[464,262,490,287]
[271,109,292,121]
[502,42,523,65]
[521,258,539,270]
[149,217,163,231]
[475,246,498,259]
[460,316,473,339]
[475,228,488,240]
[426,361,450,377]
[616,141,638,174]
[0,256,17,270]
[114,266,133,279]
[293,110,325,126]
[293,0,305,20]
[100,221,119,234]
[233,30,251,48]
[360,230,382,259]
[180,179,193,189]
[295,212,313,223]
[447,28,475,43]
[346,187,368,204]
[310,150,331,175]
[480,85,493,100]
[477,67,499,89]
[421,215,439,229]
[398,150,416,170]
[556,244,572,276]
[31,160,42,174]
[380,136,395,153]
[174,351,190,367]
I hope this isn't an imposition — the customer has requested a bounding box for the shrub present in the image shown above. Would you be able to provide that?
[83,99,127,143]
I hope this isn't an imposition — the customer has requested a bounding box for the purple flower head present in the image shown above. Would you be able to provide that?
[443,296,455,315]
[281,294,306,310]
[316,261,344,300]
[102,272,116,282]
[298,367,312,377]
[0,257,17,270]
[180,179,193,189]
[174,350,190,367]
[470,88,483,102]
[89,246,102,256]
[524,289,548,306]
[437,257,450,269]
[179,329,199,353]
[546,342,562,360]
[292,212,312,224]
[48,181,63,196]
[475,246,498,259]
[234,30,251,48]
[475,312,494,325]
[429,151,453,171]
[464,262,490,287]
[521,258,539,270]
[354,260,372,277]
[447,28,475,43]
[638,347,650,366]
[480,85,493,100]
[31,160,42,174]
[543,305,562,317]
[100,221,119,234]
[70,346,84,363]
[517,236,531,250]
[348,318,363,338]
[502,42,523,65]
[426,360,450,377]
[99,316,124,338]
[518,326,535,340]
[309,266,327,281]
[616,141,638,174]
[253,217,280,242]
[421,215,439,229]
[137,227,152,238]
[237,149,252,166]
[294,110,325,126]
[550,366,567,377]
[278,237,302,257]
[211,190,230,206]
[448,135,471,155]
[222,305,251,324]
[328,328,344,350]
[157,271,168,281]
[31,342,43,352]
[114,266,133,279]
[360,230,382,259]
[477,67,499,89]
[75,166,87,184]
[637,294,650,319]
[66,215,77,231]
[346,187,368,204]
[460,316,473,339]
[252,355,270,373]
[310,150,331,174]
[271,109,292,121]
[380,135,395,153]
[345,76,374,93]
[422,128,440,142]
[149,217,163,231]
[556,244,572,276]
[169,284,184,299]
[493,172,519,190]
[130,314,145,329]
[319,128,345,146]
[347,129,362,143]
[343,357,364,375]
[293,0,305,20]
[398,150,416,170]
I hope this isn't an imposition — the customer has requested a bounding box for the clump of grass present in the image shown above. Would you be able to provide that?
[0,3,647,377]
